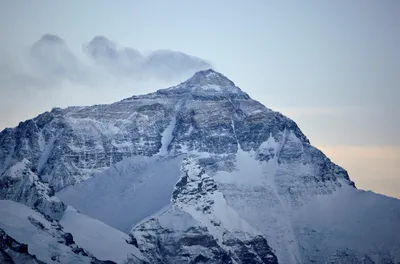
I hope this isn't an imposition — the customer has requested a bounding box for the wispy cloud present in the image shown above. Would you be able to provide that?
[0,34,213,129]
[83,35,211,82]
[0,33,212,90]
[30,34,81,79]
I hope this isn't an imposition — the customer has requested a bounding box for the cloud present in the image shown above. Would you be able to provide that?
[0,33,212,130]
[84,35,120,62]
[0,33,212,89]
[144,49,212,82]
[29,34,82,83]
[83,35,211,81]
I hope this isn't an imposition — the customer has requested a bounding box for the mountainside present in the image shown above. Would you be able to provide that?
[0,200,147,264]
[0,69,399,264]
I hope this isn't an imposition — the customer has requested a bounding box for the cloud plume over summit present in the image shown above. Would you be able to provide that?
[83,35,211,81]
[0,33,212,130]
[1,33,212,89]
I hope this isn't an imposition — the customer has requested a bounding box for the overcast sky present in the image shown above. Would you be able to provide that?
[0,1,399,198]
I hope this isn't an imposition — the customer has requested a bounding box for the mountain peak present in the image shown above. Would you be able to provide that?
[152,69,249,100]
[186,68,235,87]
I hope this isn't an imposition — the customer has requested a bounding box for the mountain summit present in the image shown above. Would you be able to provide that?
[0,70,399,264]
[184,68,236,87]
[149,68,250,100]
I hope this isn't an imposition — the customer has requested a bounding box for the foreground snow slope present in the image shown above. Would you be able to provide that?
[0,200,147,264]
[61,206,147,264]
[0,200,92,264]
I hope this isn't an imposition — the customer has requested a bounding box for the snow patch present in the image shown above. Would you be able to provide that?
[37,131,45,152]
[199,84,222,92]
[214,149,264,186]
[158,116,176,156]
[6,159,32,179]
[38,134,56,172]
[258,134,279,155]
[61,206,147,264]
[186,124,194,135]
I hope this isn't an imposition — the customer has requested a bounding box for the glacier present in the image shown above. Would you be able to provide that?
[0,69,399,263]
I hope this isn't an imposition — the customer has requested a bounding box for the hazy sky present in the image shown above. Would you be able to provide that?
[0,1,399,198]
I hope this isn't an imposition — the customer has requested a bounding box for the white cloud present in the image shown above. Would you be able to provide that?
[0,33,212,89]
[0,34,213,129]
[83,35,212,82]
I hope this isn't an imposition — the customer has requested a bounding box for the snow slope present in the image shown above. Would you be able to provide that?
[213,133,400,263]
[0,200,147,264]
[0,200,92,264]
[57,155,183,233]
[293,185,400,263]
[61,206,147,264]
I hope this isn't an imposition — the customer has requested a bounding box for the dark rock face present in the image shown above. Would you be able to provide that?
[62,232,74,246]
[133,217,277,264]
[27,216,47,231]
[126,233,139,248]
[0,100,175,193]
[0,228,46,264]
[0,159,66,220]
[227,236,278,264]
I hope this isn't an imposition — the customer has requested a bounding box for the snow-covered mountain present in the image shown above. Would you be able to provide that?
[0,69,399,263]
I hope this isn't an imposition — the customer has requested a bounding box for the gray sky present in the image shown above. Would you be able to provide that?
[0,1,399,198]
